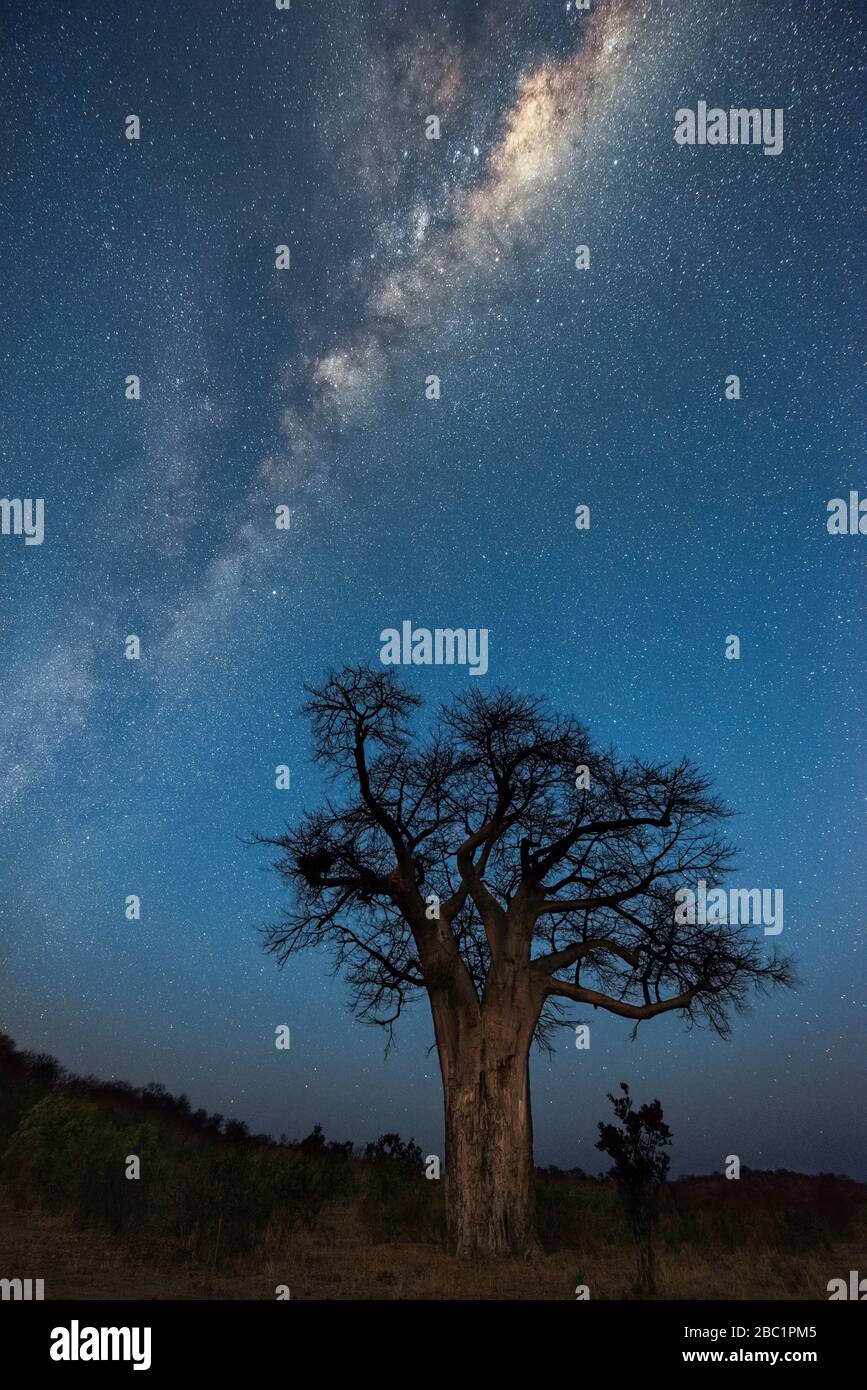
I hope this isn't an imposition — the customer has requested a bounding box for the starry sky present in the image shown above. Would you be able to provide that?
[1,0,864,1177]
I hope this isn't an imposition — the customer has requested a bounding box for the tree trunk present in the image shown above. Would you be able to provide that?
[633,1212,657,1296]
[438,1006,538,1258]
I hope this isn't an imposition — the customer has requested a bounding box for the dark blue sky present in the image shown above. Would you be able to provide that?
[1,0,864,1176]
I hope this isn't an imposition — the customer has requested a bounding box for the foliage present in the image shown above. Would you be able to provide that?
[3,1092,160,1231]
[596,1082,672,1295]
[361,1132,442,1241]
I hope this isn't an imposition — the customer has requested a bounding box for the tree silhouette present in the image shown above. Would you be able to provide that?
[255,664,792,1256]
[597,1082,672,1295]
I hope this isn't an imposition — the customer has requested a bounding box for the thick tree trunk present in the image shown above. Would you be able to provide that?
[437,1004,539,1258]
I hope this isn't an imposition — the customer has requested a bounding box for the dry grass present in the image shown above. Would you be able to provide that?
[1,1193,863,1301]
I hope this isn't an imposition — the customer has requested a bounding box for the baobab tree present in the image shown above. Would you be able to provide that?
[255,664,792,1258]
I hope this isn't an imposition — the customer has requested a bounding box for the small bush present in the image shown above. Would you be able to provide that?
[361,1133,442,1241]
[3,1092,161,1232]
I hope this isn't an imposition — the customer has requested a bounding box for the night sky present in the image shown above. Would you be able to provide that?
[1,0,864,1178]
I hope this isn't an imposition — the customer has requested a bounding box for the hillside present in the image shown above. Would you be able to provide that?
[1,1035,863,1300]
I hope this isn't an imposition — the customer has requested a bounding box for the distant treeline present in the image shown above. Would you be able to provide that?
[0,1032,859,1182]
[1,1033,864,1273]
[0,1031,332,1150]
[0,1032,441,1257]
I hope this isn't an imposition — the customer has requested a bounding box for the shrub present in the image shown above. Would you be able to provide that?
[361,1133,442,1241]
[3,1092,161,1231]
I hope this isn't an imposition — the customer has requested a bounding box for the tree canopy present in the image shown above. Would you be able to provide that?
[255,665,792,1047]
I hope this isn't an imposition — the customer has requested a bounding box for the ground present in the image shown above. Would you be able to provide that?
[1,1194,862,1301]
